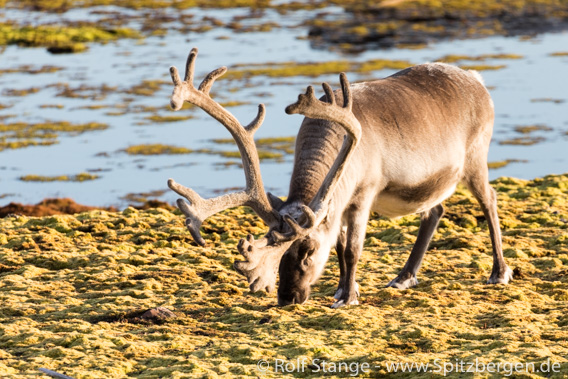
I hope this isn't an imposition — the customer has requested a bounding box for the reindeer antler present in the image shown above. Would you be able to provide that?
[168,49,361,293]
[234,74,362,292]
[286,73,362,221]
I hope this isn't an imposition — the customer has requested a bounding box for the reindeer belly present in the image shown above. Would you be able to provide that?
[372,166,460,218]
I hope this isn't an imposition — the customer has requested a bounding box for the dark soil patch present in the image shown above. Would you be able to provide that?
[0,198,110,217]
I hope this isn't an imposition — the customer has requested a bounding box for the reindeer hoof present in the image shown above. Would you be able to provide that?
[331,298,359,309]
[334,282,359,300]
[487,266,513,285]
[386,273,418,289]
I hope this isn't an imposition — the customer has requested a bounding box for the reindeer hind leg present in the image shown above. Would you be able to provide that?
[464,169,513,284]
[387,203,444,290]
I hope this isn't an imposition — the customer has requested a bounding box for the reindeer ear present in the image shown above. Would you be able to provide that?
[298,238,319,267]
[267,192,285,211]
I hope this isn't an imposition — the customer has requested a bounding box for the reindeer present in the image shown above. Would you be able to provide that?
[168,48,513,308]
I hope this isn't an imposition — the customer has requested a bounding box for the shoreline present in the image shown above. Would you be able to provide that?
[1,172,567,218]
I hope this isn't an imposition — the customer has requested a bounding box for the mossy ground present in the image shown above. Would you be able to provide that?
[1,175,567,377]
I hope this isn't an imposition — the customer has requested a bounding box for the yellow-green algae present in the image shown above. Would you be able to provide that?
[307,0,568,52]
[226,59,412,79]
[1,174,567,377]
[144,114,194,123]
[531,98,565,104]
[19,173,100,182]
[331,0,568,18]
[487,159,527,170]
[514,124,553,134]
[458,64,506,71]
[121,143,286,162]
[499,137,546,146]
[437,53,524,63]
[213,136,296,155]
[123,144,193,156]
[0,121,108,152]
[0,23,141,52]
[5,0,272,11]
[0,65,63,76]
[2,86,41,97]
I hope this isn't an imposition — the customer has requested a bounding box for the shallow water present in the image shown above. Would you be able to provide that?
[0,6,567,207]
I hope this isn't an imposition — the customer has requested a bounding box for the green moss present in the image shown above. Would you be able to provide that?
[0,121,107,135]
[0,121,108,152]
[218,150,283,160]
[309,1,568,52]
[75,104,111,110]
[226,58,413,79]
[531,98,565,104]
[144,114,194,123]
[498,136,546,146]
[125,80,169,97]
[438,53,523,63]
[0,139,56,150]
[459,64,507,71]
[227,60,352,79]
[0,65,63,76]
[19,172,99,182]
[2,87,40,96]
[1,174,568,376]
[212,136,295,157]
[487,159,527,170]
[0,23,141,52]
[513,124,553,134]
[218,101,251,107]
[123,144,193,155]
[39,104,64,109]
[356,59,414,72]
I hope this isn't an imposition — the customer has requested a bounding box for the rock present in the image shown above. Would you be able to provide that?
[141,307,176,320]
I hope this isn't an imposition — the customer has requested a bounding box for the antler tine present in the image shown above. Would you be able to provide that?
[339,72,352,109]
[169,178,250,246]
[322,82,336,105]
[168,47,281,273]
[169,66,182,86]
[245,104,266,134]
[184,47,198,82]
[198,66,227,95]
[270,205,316,243]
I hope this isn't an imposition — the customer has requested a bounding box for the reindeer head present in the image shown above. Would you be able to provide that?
[167,48,361,304]
[277,236,321,305]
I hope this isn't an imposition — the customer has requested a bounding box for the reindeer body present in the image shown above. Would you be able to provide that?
[290,63,492,217]
[168,50,512,308]
[276,63,510,307]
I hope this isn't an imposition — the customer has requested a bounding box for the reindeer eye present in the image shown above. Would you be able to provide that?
[299,238,318,252]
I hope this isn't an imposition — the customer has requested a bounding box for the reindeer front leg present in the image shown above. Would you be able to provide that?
[332,198,373,308]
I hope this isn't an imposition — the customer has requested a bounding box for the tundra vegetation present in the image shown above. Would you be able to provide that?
[0,175,567,377]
